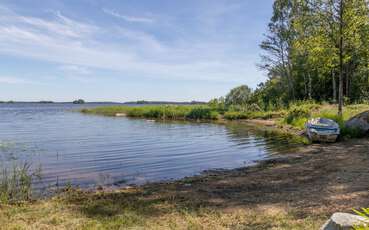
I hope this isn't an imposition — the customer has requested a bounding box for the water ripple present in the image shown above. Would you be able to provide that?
[0,103,301,188]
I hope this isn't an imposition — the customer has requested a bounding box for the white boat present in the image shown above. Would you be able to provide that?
[305,118,340,142]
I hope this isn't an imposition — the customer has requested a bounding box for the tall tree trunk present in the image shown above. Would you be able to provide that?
[332,70,337,103]
[308,72,312,100]
[280,44,294,101]
[287,60,295,101]
[303,74,308,99]
[338,0,344,117]
[345,63,349,97]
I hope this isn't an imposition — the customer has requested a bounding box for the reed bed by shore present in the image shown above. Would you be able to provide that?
[81,105,220,120]
[81,103,369,139]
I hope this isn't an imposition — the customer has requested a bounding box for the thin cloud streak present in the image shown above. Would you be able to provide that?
[0,76,36,84]
[59,65,91,75]
[103,8,154,23]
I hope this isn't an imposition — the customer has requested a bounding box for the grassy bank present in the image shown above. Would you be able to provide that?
[81,105,286,121]
[81,105,220,120]
[81,103,369,138]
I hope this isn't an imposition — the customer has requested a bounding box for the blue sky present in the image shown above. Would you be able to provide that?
[0,0,273,102]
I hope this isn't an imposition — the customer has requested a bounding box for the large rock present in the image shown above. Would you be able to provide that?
[345,110,369,135]
[321,212,368,230]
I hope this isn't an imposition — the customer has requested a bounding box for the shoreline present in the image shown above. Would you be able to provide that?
[87,137,369,222]
[83,106,310,144]
[2,138,369,229]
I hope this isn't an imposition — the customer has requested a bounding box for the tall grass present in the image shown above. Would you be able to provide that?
[185,107,219,120]
[82,105,219,120]
[0,162,41,203]
[224,110,285,120]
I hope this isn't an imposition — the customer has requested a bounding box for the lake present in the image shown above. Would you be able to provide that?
[0,103,300,189]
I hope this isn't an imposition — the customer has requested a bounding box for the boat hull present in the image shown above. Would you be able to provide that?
[305,118,340,143]
[307,132,339,143]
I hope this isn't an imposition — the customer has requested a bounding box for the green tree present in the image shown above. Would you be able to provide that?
[257,0,369,110]
[260,0,297,101]
[225,85,253,107]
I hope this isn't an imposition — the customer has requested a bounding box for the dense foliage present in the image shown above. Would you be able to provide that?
[257,0,369,112]
[225,85,253,107]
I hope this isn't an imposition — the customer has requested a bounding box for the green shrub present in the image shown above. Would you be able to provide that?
[143,108,163,118]
[224,111,249,120]
[249,111,285,120]
[208,97,226,114]
[186,107,219,120]
[285,106,311,125]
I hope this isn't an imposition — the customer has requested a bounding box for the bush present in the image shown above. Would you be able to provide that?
[249,111,285,120]
[224,111,249,120]
[186,107,219,120]
[208,97,226,114]
[143,108,163,118]
[225,85,252,106]
[285,106,311,125]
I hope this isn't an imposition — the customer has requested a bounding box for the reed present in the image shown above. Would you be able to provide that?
[0,162,41,203]
[82,105,220,120]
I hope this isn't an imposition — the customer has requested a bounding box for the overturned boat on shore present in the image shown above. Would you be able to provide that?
[305,118,340,142]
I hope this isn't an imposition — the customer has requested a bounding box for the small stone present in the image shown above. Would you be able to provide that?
[321,212,368,230]
[115,113,126,117]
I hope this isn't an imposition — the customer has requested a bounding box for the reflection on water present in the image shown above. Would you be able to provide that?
[0,103,302,189]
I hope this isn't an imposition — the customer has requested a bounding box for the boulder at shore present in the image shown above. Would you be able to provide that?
[321,212,368,230]
[345,110,369,135]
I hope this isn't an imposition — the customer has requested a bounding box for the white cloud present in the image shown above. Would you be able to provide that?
[0,5,260,84]
[0,76,34,84]
[59,65,91,75]
[103,8,154,23]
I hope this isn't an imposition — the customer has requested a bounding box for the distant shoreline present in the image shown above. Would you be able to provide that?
[0,100,207,105]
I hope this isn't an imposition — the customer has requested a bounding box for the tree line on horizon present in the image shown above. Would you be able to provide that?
[247,0,369,114]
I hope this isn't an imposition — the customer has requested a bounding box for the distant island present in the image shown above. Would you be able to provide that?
[0,100,205,105]
[39,101,54,104]
[73,99,85,104]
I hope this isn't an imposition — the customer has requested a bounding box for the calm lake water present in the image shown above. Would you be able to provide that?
[0,103,300,189]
